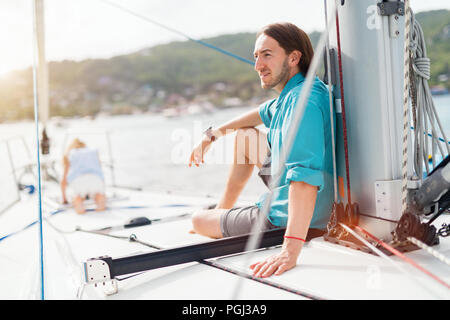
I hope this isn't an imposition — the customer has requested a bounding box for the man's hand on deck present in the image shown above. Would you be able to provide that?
[249,241,302,278]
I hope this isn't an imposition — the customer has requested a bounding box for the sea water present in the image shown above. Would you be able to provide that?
[0,95,449,207]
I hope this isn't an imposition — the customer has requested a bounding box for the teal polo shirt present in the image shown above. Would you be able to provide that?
[256,72,335,230]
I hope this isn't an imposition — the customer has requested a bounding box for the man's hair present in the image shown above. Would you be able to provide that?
[257,22,314,76]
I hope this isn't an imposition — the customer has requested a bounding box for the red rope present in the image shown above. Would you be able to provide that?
[354,226,450,290]
[335,9,352,205]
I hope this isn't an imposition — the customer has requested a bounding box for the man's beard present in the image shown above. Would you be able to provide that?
[261,58,290,90]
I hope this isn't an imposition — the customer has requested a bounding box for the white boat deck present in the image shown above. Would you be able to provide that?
[0,186,449,300]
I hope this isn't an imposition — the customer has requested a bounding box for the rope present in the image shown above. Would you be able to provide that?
[99,0,254,66]
[407,236,450,267]
[0,209,64,242]
[411,126,450,146]
[401,0,411,215]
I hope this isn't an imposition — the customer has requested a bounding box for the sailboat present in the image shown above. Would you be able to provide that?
[0,0,449,300]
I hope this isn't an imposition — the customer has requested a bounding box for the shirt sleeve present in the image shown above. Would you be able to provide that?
[258,99,276,128]
[282,93,326,192]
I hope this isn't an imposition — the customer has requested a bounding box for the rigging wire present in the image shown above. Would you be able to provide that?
[99,0,254,66]
[409,10,450,178]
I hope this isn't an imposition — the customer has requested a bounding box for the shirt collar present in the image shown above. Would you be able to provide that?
[278,72,305,100]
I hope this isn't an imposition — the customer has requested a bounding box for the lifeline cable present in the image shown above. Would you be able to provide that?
[354,225,450,290]
[99,0,254,66]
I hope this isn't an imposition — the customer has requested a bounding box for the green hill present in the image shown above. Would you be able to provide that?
[0,9,448,121]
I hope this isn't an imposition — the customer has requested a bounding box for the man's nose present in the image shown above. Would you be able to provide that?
[254,57,263,72]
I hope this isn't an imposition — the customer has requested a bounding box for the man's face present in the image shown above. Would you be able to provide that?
[253,34,291,93]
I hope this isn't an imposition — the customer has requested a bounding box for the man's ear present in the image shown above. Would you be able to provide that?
[289,50,302,67]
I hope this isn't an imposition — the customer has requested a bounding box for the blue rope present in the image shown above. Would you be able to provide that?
[100,0,254,66]
[0,209,65,243]
[411,126,450,145]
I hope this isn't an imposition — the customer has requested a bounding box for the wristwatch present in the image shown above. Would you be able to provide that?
[203,126,216,142]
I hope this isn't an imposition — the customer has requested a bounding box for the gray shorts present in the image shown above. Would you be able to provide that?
[220,150,326,240]
[257,150,272,189]
[220,151,276,238]
[220,205,279,238]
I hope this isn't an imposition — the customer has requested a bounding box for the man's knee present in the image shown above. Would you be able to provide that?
[191,210,223,238]
[235,128,259,145]
[191,211,207,231]
[235,128,266,166]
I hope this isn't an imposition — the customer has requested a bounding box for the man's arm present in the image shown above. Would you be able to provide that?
[250,180,317,277]
[189,107,263,166]
[210,107,263,138]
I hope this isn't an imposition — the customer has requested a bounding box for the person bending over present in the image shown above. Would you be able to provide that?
[61,138,106,214]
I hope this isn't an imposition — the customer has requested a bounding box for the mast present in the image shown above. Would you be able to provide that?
[327,0,411,238]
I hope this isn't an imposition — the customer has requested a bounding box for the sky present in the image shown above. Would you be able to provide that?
[0,0,449,76]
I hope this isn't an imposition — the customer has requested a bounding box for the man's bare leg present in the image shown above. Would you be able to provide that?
[191,128,268,238]
[190,208,229,238]
[215,127,268,209]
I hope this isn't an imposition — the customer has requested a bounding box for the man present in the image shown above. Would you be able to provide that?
[188,22,334,278]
